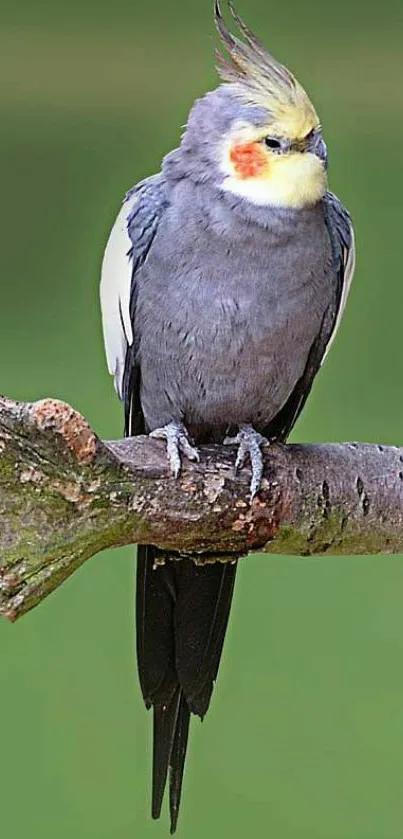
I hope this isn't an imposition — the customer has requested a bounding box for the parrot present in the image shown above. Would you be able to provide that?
[100,1,355,832]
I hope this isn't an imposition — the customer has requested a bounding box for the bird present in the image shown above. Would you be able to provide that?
[100,1,355,832]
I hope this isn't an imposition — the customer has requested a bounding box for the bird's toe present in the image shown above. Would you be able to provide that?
[178,433,200,463]
[224,424,270,499]
[150,421,199,477]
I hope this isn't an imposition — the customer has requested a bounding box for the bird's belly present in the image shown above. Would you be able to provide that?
[180,316,313,438]
[138,276,327,441]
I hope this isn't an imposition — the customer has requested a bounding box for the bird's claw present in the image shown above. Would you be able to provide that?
[224,424,269,499]
[150,421,200,478]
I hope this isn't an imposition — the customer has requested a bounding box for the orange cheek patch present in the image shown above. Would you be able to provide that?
[229,142,268,179]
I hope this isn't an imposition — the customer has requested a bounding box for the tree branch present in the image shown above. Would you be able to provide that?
[1,395,403,622]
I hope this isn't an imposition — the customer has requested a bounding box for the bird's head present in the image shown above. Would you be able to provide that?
[174,1,328,211]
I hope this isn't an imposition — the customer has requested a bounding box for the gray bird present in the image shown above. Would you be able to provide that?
[100,1,355,832]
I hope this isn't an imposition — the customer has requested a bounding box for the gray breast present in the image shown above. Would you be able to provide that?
[135,181,336,440]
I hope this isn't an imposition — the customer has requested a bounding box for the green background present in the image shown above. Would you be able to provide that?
[1,0,403,836]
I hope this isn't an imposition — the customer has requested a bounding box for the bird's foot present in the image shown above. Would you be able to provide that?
[224,424,269,499]
[150,420,199,478]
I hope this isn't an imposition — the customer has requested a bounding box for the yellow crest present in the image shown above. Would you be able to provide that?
[214,1,320,140]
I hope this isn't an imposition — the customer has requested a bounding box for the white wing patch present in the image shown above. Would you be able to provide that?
[100,193,138,399]
[323,222,356,363]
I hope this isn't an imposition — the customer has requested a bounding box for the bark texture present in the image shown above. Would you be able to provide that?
[1,395,403,622]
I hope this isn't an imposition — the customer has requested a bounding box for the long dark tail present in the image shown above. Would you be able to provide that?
[136,544,238,833]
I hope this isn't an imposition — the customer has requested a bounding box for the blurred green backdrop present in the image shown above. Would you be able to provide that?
[1,1,403,837]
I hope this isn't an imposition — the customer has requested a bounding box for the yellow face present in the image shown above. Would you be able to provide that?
[220,117,328,209]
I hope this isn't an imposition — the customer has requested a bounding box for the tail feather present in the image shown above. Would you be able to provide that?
[136,545,238,831]
[136,544,176,704]
[169,692,191,834]
[174,560,238,716]
[152,689,181,822]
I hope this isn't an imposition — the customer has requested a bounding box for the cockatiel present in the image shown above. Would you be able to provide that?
[100,1,355,832]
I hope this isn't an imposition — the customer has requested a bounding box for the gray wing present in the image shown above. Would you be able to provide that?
[99,173,168,432]
[321,191,356,362]
[265,191,355,442]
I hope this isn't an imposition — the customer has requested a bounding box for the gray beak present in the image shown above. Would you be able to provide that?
[309,132,328,166]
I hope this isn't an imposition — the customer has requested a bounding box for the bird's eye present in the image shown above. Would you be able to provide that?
[264,137,282,150]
